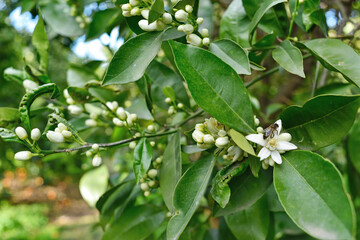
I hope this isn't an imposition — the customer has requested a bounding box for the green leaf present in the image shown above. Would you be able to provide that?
[219,218,237,240]
[67,66,98,87]
[67,87,92,103]
[209,39,251,75]
[3,67,31,84]
[103,205,165,240]
[225,196,269,240]
[126,98,154,120]
[162,86,176,102]
[301,39,360,88]
[146,60,189,109]
[48,113,85,144]
[214,169,272,217]
[169,41,255,134]
[248,0,287,43]
[249,155,261,178]
[103,32,164,86]
[274,150,355,239]
[280,94,360,150]
[41,1,84,37]
[79,165,109,207]
[347,118,360,174]
[272,40,305,78]
[0,108,19,128]
[309,9,327,36]
[19,83,60,131]
[87,9,123,41]
[167,155,215,239]
[219,0,250,47]
[229,129,255,156]
[133,138,153,183]
[148,0,164,24]
[21,0,38,13]
[32,13,49,71]
[315,83,353,96]
[159,131,182,212]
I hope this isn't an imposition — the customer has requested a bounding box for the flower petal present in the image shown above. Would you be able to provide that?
[271,150,282,164]
[277,141,298,151]
[246,133,267,146]
[275,119,282,133]
[258,147,271,160]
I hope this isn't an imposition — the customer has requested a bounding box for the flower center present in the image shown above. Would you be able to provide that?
[268,138,277,150]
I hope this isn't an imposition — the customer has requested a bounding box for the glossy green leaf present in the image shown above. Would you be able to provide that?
[214,169,272,217]
[126,98,153,120]
[167,155,215,239]
[169,41,255,134]
[248,0,287,43]
[162,86,176,102]
[281,95,360,150]
[301,39,360,88]
[67,87,92,103]
[160,131,182,212]
[225,196,269,240]
[0,108,19,128]
[274,212,303,236]
[148,0,164,24]
[315,83,353,96]
[249,155,261,178]
[102,205,165,240]
[309,9,327,36]
[219,0,250,47]
[229,129,255,156]
[3,67,31,84]
[32,13,48,71]
[87,9,123,40]
[347,118,360,174]
[209,39,251,75]
[133,138,153,183]
[219,218,237,240]
[21,0,38,13]
[41,1,84,37]
[274,150,355,239]
[67,66,98,87]
[146,60,189,109]
[272,40,305,78]
[103,32,164,86]
[79,165,109,207]
[49,113,86,144]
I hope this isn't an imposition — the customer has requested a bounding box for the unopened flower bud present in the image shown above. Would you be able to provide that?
[92,144,99,151]
[23,80,39,91]
[148,169,158,178]
[14,151,33,161]
[121,3,131,11]
[177,25,184,31]
[61,130,72,138]
[202,37,210,46]
[148,180,156,187]
[185,5,193,13]
[130,113,138,121]
[168,106,176,115]
[116,107,127,120]
[192,130,204,143]
[183,24,194,34]
[113,117,124,127]
[68,105,83,115]
[278,133,292,142]
[150,141,155,147]
[63,89,71,99]
[147,125,155,131]
[144,190,150,197]
[92,154,102,166]
[196,17,204,25]
[55,128,61,133]
[254,116,260,126]
[269,157,275,167]
[46,131,65,143]
[139,19,158,32]
[58,123,67,132]
[200,28,209,37]
[262,161,269,170]
[141,9,149,19]
[165,97,172,104]
[162,12,172,24]
[130,7,141,16]
[123,10,131,17]
[218,130,227,137]
[156,157,162,163]
[175,9,188,22]
[89,113,98,119]
[186,34,202,46]
[86,151,92,157]
[166,212,172,218]
[85,119,97,127]
[129,141,136,149]
[177,103,184,108]
[203,134,215,144]
[195,123,204,131]
[135,132,141,137]
[257,127,264,133]
[31,128,41,141]
[215,136,229,148]
[141,182,149,191]
[129,0,139,6]
[156,20,166,31]
[15,127,28,140]
[66,98,75,105]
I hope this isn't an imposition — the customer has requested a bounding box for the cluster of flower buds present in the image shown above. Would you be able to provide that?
[64,89,83,116]
[46,123,73,143]
[14,126,43,161]
[165,97,184,115]
[140,164,160,197]
[86,144,102,167]
[103,101,138,128]
[23,79,39,92]
[74,14,91,29]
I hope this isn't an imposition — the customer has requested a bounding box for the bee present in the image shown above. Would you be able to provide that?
[263,123,279,139]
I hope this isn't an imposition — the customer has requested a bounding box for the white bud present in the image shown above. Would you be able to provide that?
[144,190,150,197]
[92,144,99,151]
[215,136,229,148]
[90,113,98,119]
[168,106,176,115]
[196,17,204,25]
[254,116,260,126]
[147,125,155,131]
[183,24,194,34]
[31,128,41,141]
[165,97,172,104]
[156,157,162,163]
[75,16,82,23]
[112,101,119,110]
[177,25,184,31]
[203,134,215,144]
[192,129,204,143]
[129,0,139,6]
[92,154,102,167]
[85,119,97,127]
[185,5,193,13]
[150,141,155,147]
[186,34,202,46]
[122,10,131,17]
[86,151,92,157]
[138,19,158,31]
[166,212,172,218]
[130,7,141,16]
[148,180,156,187]
[14,151,33,161]
[202,37,210,46]
[175,10,188,22]
[46,131,65,143]
[200,28,209,37]
[140,182,149,191]
[257,127,264,133]
[156,20,166,31]
[23,80,39,91]
[15,127,28,140]
[116,107,127,121]
[129,141,136,149]
[141,9,149,19]
[58,123,67,132]
[278,133,292,142]
[177,103,184,108]
[63,89,71,99]
[113,117,124,127]
[55,128,61,133]
[126,114,133,126]
[66,98,75,105]
[269,157,275,167]
[148,169,158,178]
[121,3,131,11]
[262,160,269,170]
[195,123,205,131]
[218,130,227,137]
[130,113,138,121]
[106,101,114,111]
[135,132,141,137]
[162,12,172,24]
[61,130,72,138]
[68,105,83,115]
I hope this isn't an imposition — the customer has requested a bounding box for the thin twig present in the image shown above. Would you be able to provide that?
[311,61,321,97]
